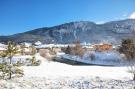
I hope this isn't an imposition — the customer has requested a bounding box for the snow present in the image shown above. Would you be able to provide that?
[0,43,6,50]
[21,42,32,47]
[0,76,134,89]
[8,52,129,80]
[61,51,124,66]
[35,41,42,46]
[0,52,132,80]
[36,44,69,48]
[0,54,134,89]
[0,55,32,63]
[0,47,6,50]
[22,60,133,80]
[0,43,6,47]
[0,53,44,63]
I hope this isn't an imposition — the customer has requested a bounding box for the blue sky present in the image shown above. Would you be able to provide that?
[0,0,135,35]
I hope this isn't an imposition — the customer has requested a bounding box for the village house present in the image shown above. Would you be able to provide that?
[93,43,113,51]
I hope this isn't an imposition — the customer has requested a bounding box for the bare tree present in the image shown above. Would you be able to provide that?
[20,43,25,55]
[119,39,135,80]
[73,41,84,57]
[30,45,36,55]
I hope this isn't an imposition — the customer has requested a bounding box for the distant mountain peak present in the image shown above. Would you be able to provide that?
[0,19,135,44]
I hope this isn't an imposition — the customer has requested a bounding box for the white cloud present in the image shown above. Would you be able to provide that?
[128,12,135,19]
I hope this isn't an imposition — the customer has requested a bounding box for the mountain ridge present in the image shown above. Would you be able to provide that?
[0,19,135,44]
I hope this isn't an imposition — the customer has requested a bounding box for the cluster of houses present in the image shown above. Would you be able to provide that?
[0,41,116,57]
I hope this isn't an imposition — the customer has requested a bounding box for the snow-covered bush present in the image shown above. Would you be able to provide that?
[0,63,24,79]
[25,56,41,66]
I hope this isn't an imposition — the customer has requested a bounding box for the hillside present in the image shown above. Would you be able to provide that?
[0,19,135,44]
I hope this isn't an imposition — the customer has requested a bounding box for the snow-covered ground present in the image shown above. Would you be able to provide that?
[0,53,135,89]
[0,61,134,89]
[61,51,126,66]
[0,55,32,63]
[0,53,42,64]
[0,76,134,89]
[22,61,133,79]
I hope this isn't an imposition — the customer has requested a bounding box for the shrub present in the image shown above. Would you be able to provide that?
[39,49,52,61]
[73,41,84,57]
[63,41,84,57]
[39,49,48,58]
[0,64,4,70]
[65,46,72,54]
[14,67,24,75]
[89,53,95,60]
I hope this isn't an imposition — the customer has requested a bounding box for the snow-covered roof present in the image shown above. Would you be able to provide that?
[35,41,42,46]
[21,42,32,47]
[0,47,6,51]
[36,44,72,49]
[0,43,6,47]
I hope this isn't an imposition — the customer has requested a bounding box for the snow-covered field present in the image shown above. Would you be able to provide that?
[23,61,133,79]
[0,76,134,89]
[0,53,135,89]
[0,60,134,89]
[0,55,32,64]
[61,51,125,66]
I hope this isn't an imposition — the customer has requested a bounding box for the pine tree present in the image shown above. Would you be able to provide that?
[65,46,72,54]
[5,41,18,79]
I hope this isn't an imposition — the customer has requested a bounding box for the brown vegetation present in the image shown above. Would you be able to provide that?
[64,41,84,57]
[39,49,52,61]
